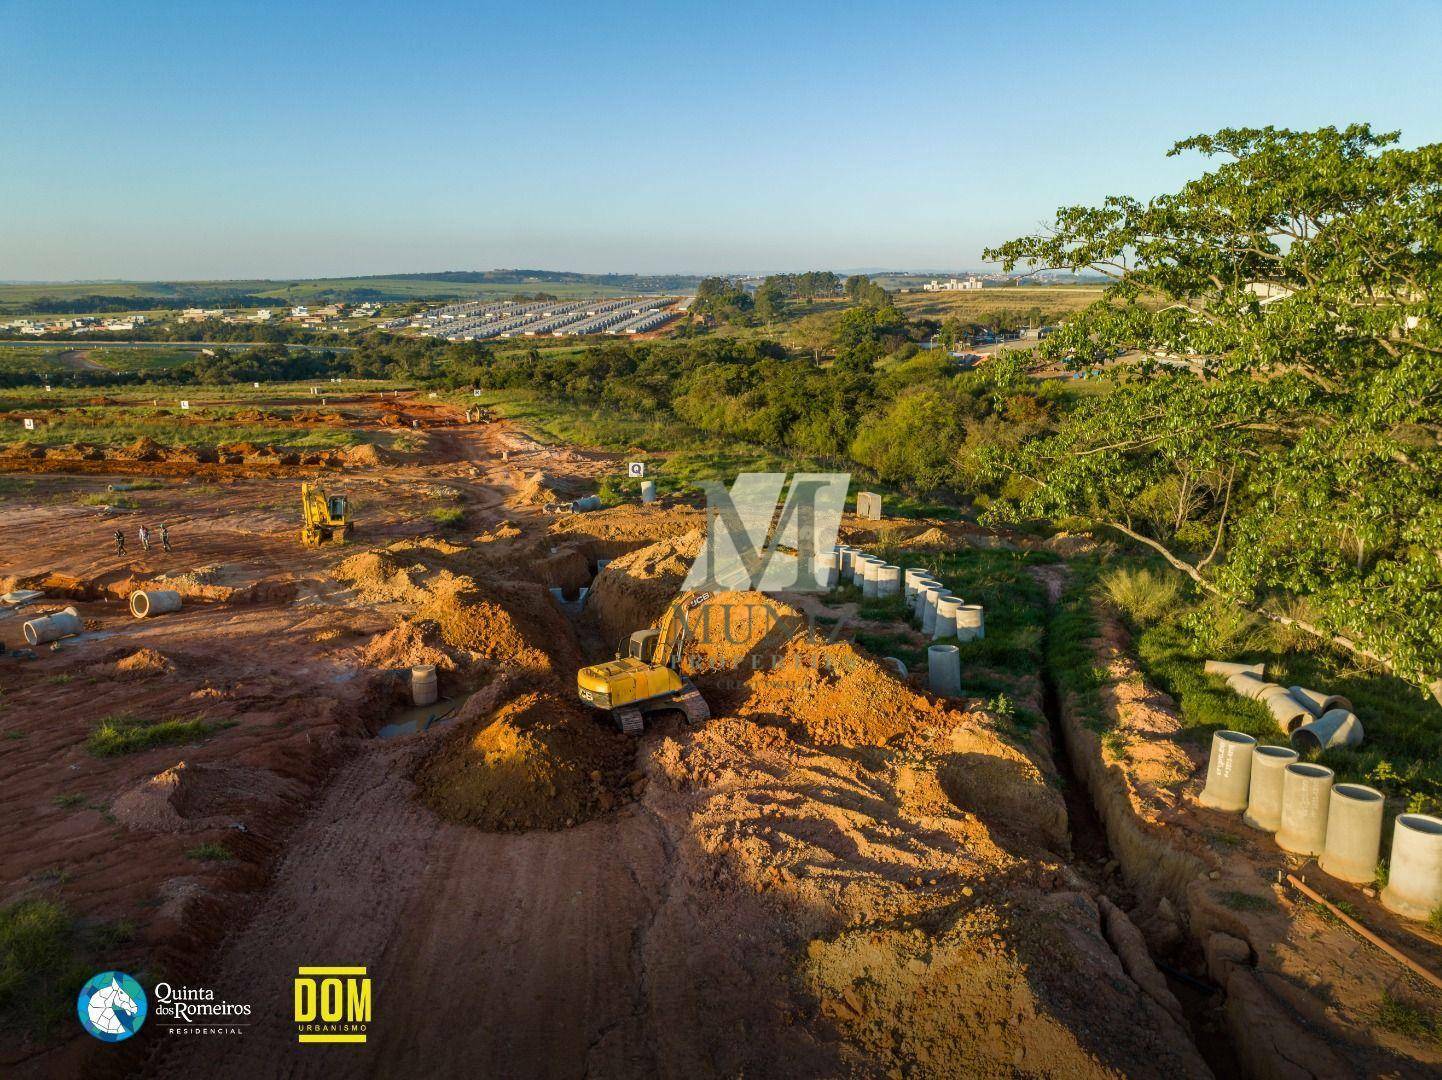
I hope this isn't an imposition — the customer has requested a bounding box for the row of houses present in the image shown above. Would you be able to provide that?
[392,296,682,341]
[4,315,151,335]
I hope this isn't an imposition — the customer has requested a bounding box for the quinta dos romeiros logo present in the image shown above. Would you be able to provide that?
[294,966,372,1044]
[77,971,146,1042]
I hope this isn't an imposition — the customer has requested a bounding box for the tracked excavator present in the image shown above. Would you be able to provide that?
[300,481,351,546]
[576,591,712,734]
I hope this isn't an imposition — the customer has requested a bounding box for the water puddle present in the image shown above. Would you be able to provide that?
[377,698,460,739]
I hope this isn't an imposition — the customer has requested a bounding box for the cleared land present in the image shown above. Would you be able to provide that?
[0,384,1439,1079]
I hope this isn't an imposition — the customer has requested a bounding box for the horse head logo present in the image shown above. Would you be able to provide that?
[86,975,140,1036]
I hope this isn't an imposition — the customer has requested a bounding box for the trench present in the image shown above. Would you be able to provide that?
[1037,599,1242,1080]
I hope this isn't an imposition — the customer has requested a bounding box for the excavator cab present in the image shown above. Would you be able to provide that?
[626,628,661,663]
[300,481,352,546]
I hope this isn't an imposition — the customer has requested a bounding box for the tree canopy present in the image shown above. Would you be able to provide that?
[982,124,1442,698]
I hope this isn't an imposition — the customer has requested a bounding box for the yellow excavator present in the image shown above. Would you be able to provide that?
[577,592,712,734]
[300,481,351,546]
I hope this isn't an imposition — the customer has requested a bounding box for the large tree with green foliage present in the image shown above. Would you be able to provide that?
[982,125,1442,700]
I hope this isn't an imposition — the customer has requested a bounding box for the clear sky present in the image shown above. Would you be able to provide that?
[4,0,1441,281]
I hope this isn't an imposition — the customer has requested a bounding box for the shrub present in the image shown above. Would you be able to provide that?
[185,842,232,862]
[1099,565,1181,626]
[429,506,465,528]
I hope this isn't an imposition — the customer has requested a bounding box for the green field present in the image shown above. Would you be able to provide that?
[892,284,1105,321]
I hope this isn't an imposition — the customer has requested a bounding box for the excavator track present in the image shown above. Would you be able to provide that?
[675,681,710,723]
[613,705,645,735]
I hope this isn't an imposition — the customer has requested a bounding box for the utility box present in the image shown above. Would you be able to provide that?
[856,491,883,520]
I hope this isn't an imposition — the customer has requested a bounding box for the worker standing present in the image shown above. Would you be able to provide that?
[160,523,171,553]
[113,529,125,556]
[138,525,151,552]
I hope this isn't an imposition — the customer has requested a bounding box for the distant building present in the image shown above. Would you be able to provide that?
[179,307,225,322]
[923,277,984,292]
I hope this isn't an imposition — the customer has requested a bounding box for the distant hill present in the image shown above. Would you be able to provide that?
[0,270,705,315]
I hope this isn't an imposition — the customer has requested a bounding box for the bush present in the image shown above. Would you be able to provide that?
[429,506,465,528]
[1099,565,1181,626]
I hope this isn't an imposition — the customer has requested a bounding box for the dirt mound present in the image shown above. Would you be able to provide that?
[345,443,388,466]
[586,529,703,646]
[119,436,166,461]
[112,761,302,833]
[512,469,565,507]
[92,646,176,680]
[414,689,633,830]
[338,541,579,678]
[360,619,470,674]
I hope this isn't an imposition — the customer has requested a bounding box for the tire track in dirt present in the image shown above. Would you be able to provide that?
[151,737,668,1080]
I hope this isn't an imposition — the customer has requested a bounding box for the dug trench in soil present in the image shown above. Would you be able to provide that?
[1037,582,1243,1079]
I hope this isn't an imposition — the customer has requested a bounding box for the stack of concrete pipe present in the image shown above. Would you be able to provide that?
[1209,661,1364,749]
[22,607,83,646]
[1196,730,1442,919]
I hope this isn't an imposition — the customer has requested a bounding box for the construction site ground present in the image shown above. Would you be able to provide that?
[1,390,1439,1079]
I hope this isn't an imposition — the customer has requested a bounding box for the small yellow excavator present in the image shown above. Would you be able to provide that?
[300,481,351,546]
[577,592,712,734]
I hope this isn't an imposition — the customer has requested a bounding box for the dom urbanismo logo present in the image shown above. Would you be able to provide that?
[77,972,147,1041]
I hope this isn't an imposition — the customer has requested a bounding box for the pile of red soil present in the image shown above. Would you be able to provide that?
[414,689,633,831]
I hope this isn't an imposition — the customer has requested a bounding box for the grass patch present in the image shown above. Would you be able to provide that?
[1220,890,1272,912]
[80,492,137,509]
[86,711,232,757]
[0,899,114,1040]
[185,842,233,862]
[1376,992,1442,1045]
[50,794,85,809]
[429,505,465,528]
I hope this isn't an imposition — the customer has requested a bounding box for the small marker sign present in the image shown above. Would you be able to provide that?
[23,418,35,430]
[180,400,190,410]
[628,462,645,478]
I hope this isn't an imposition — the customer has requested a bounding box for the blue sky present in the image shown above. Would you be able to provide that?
[3,0,1441,281]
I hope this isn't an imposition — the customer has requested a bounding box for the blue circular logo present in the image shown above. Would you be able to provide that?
[77,971,147,1042]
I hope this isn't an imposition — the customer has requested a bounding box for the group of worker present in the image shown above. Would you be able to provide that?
[112,524,171,556]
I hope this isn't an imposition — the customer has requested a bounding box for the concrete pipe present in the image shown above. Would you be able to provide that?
[640,480,657,503]
[1226,673,1274,700]
[1276,763,1335,857]
[920,585,946,635]
[1381,814,1442,920]
[129,589,182,619]
[1242,745,1298,832]
[1197,730,1257,813]
[573,495,602,512]
[410,664,438,707]
[881,656,908,679]
[1288,686,1353,718]
[954,604,985,643]
[877,565,902,597]
[1204,660,1265,679]
[1263,686,1313,734]
[596,559,610,573]
[861,559,881,598]
[932,595,962,640]
[912,579,941,622]
[903,568,927,602]
[1320,784,1385,884]
[927,644,961,696]
[836,546,853,575]
[22,606,82,647]
[1291,709,1364,753]
[849,555,868,587]
[815,552,840,589]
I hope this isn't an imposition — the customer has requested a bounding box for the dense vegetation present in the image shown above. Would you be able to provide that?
[982,124,1442,699]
